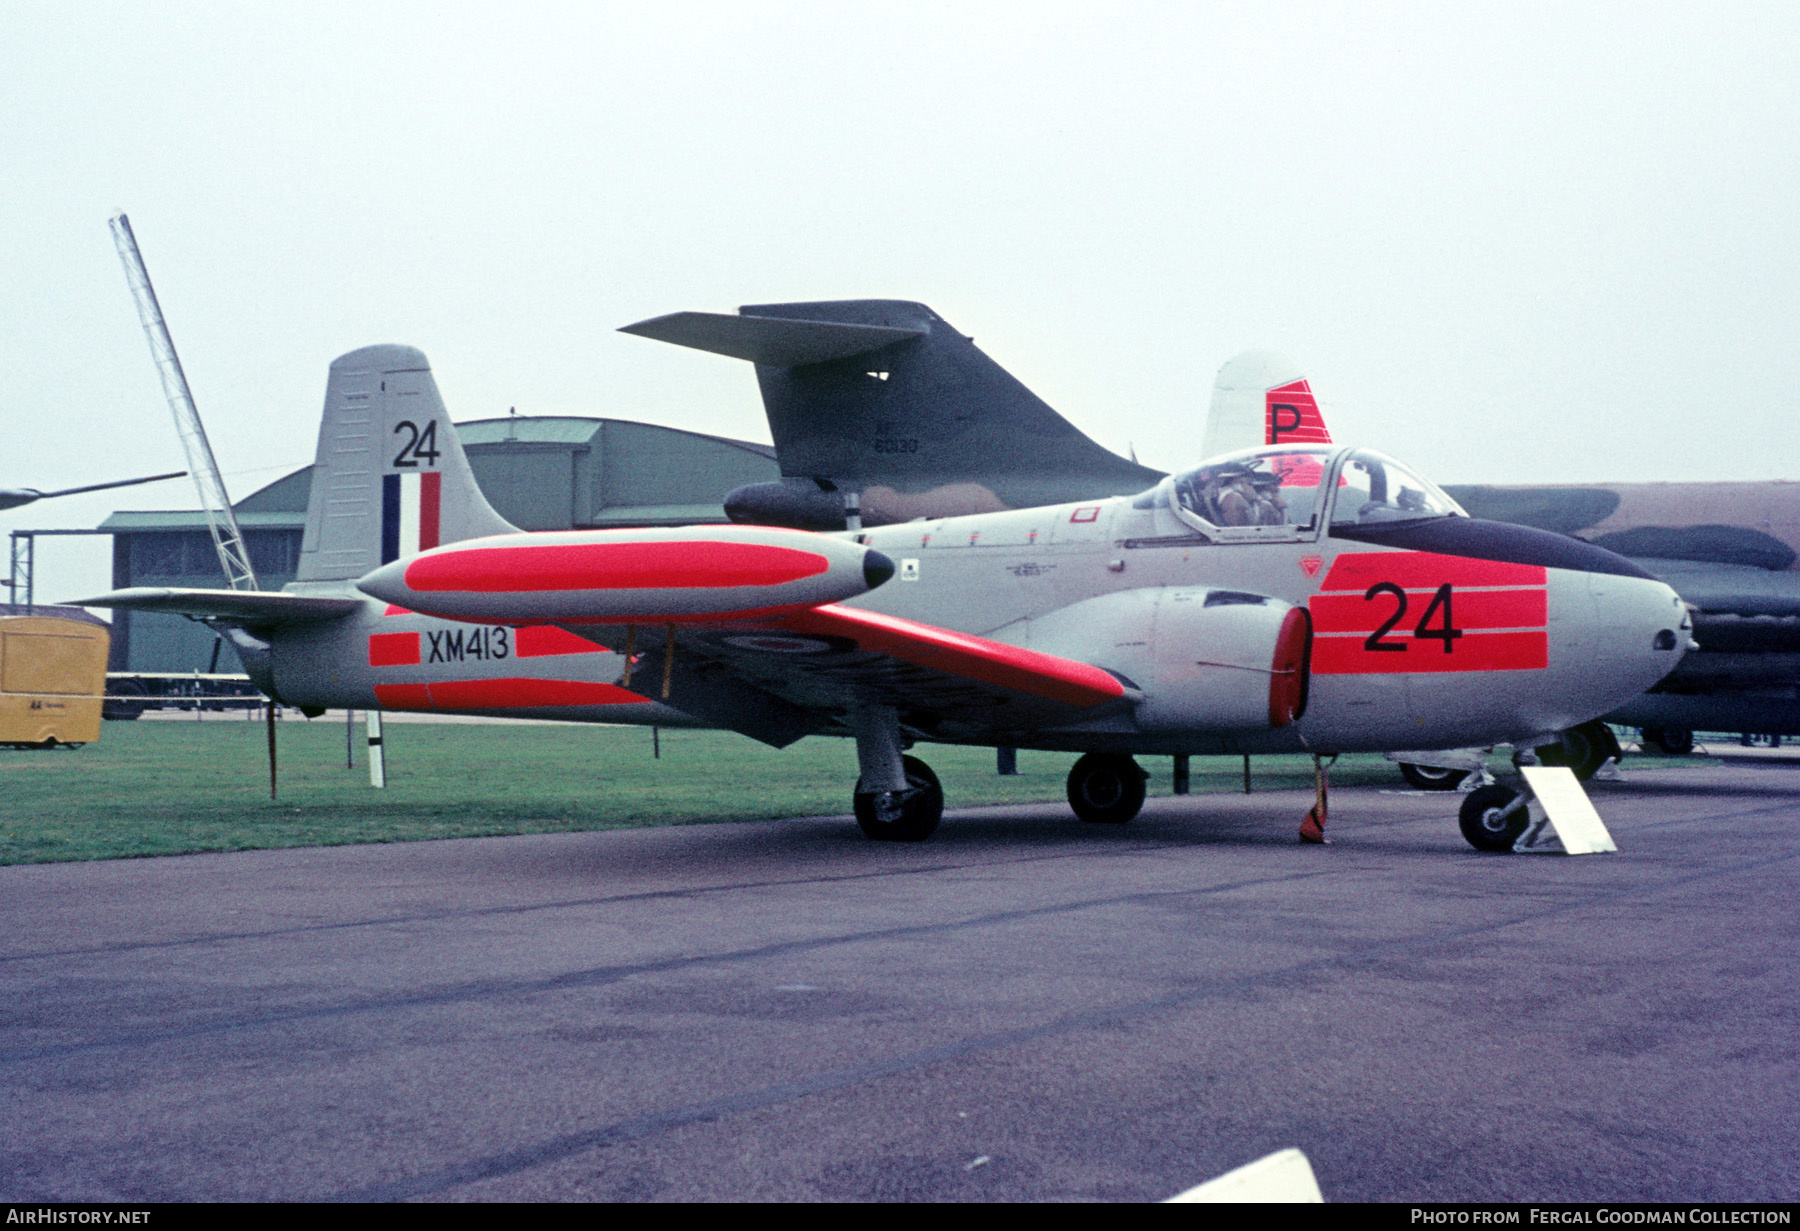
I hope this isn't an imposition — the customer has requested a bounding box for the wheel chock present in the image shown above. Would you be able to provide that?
[1164,1147,1325,1202]
[1514,765,1618,854]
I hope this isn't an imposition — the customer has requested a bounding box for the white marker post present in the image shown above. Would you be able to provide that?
[367,710,386,789]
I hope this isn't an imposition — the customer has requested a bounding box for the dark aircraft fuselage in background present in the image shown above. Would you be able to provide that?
[1444,481,1800,741]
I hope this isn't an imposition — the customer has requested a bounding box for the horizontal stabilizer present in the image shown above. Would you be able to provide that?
[620,311,925,367]
[69,587,362,625]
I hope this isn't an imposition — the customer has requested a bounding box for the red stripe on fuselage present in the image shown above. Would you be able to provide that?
[1310,587,1547,633]
[1312,630,1548,674]
[514,625,603,657]
[372,682,432,709]
[372,678,647,711]
[368,632,421,666]
[404,541,831,593]
[1310,550,1548,674]
[1319,550,1548,592]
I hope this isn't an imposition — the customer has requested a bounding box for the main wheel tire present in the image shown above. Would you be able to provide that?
[854,755,943,842]
[1067,753,1147,824]
[1399,762,1470,791]
[1643,725,1694,756]
[103,679,147,721]
[1459,785,1527,852]
[1535,720,1618,781]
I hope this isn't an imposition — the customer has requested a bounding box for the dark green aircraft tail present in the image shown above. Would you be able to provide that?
[620,299,1163,528]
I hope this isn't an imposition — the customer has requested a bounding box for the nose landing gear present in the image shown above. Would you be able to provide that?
[1459,784,1529,852]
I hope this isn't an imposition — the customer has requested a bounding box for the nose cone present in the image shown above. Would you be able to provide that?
[358,556,409,608]
[863,549,895,590]
[1579,571,1691,702]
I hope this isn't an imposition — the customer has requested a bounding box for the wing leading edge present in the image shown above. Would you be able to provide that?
[578,604,1130,746]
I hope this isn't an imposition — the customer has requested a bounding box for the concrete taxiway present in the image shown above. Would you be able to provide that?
[1,760,1795,1202]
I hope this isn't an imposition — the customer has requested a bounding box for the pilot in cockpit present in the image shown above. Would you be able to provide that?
[1210,468,1287,526]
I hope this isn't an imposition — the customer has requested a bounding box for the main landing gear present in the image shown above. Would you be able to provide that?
[1399,762,1469,791]
[854,756,943,841]
[1640,725,1695,756]
[848,705,942,841]
[1066,753,1148,824]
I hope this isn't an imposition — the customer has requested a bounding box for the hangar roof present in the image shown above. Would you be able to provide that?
[98,415,779,533]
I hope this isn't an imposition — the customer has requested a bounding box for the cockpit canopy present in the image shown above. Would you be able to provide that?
[1147,446,1465,536]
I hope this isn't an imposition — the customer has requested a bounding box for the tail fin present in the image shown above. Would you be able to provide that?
[1200,351,1332,461]
[620,300,1162,524]
[296,345,516,583]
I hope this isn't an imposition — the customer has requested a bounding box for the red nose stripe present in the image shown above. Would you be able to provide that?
[404,542,831,593]
[1320,551,1547,591]
[1312,631,1548,674]
[1310,587,1547,632]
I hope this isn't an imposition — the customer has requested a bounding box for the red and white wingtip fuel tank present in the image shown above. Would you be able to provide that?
[356,525,895,624]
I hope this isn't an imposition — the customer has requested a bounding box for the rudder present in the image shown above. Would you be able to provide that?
[1200,351,1332,461]
[297,345,516,583]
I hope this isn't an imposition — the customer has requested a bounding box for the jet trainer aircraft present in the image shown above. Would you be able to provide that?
[77,343,1688,851]
[625,300,1785,773]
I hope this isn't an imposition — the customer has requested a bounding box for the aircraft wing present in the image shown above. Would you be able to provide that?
[1636,560,1800,619]
[583,604,1131,747]
[68,587,363,626]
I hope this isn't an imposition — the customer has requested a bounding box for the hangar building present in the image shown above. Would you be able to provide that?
[98,416,778,672]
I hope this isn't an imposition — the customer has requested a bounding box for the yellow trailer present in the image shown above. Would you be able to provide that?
[1,611,109,749]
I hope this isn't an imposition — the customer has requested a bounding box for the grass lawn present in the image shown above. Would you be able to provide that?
[1,714,1406,864]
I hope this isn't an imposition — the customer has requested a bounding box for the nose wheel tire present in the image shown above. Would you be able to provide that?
[1642,725,1694,756]
[1067,753,1147,824]
[1533,720,1621,781]
[1459,785,1527,852]
[1399,762,1470,791]
[854,755,943,842]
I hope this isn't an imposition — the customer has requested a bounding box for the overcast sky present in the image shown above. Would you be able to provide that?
[5,1,1797,602]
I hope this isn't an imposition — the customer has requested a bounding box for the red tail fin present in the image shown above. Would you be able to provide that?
[1266,379,1331,446]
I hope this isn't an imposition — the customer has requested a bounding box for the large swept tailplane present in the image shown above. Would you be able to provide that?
[1200,351,1331,461]
[621,300,1163,526]
[297,345,516,583]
